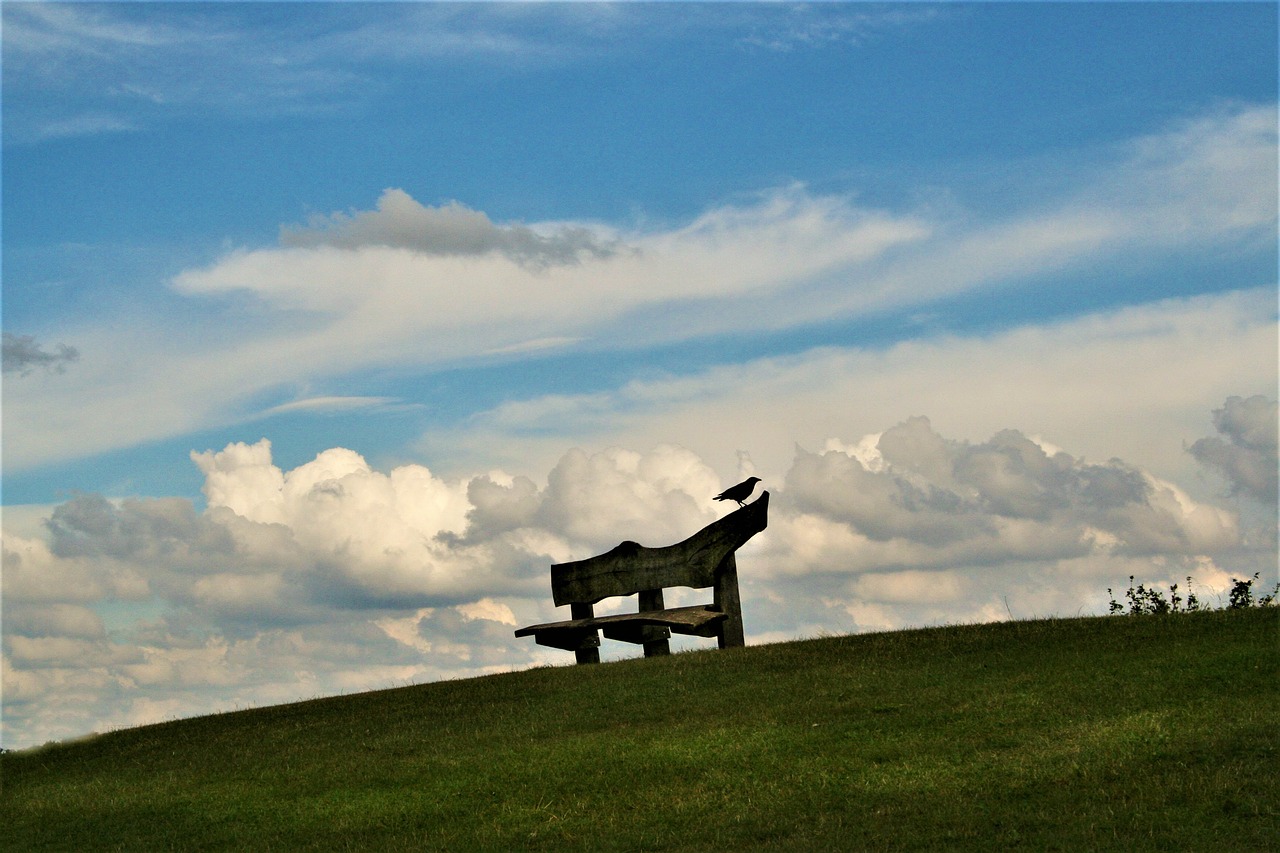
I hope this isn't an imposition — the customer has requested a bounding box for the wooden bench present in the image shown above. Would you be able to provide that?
[515,492,769,663]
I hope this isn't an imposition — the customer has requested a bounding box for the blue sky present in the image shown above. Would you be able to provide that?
[2,2,1277,748]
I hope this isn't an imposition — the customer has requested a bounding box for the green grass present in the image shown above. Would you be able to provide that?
[3,609,1277,851]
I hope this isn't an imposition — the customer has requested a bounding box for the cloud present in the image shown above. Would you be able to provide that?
[184,440,497,608]
[2,4,352,143]
[20,112,137,142]
[2,104,1272,472]
[280,189,623,269]
[535,445,722,551]
[4,603,105,641]
[4,404,1273,748]
[0,4,180,66]
[738,5,942,52]
[483,337,580,356]
[2,333,79,376]
[256,396,402,417]
[779,415,1238,577]
[421,287,1277,499]
[1188,395,1279,505]
[2,439,727,747]
[171,185,923,325]
[0,3,672,142]
[4,102,1271,475]
[814,106,1278,323]
[47,493,233,561]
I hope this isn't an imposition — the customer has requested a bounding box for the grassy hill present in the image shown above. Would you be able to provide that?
[3,609,1276,851]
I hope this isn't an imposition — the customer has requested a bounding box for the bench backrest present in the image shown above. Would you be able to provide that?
[549,492,769,606]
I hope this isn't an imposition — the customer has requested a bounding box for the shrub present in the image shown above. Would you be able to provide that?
[1109,573,1277,616]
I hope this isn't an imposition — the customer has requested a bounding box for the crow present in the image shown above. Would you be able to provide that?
[714,476,761,507]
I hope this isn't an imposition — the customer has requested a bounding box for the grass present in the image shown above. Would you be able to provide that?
[2,608,1276,851]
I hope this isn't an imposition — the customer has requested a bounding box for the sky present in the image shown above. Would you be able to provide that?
[2,2,1277,750]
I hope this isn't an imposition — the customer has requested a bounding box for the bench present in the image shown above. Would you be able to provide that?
[515,492,769,663]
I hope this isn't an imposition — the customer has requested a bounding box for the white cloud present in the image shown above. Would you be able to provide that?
[9,4,816,143]
[3,105,1273,473]
[456,598,517,626]
[420,287,1277,500]
[777,415,1240,577]
[1188,395,1279,505]
[257,396,401,417]
[4,401,1274,748]
[738,5,942,52]
[2,4,354,142]
[536,445,722,552]
[852,570,968,605]
[1,4,180,60]
[2,187,929,472]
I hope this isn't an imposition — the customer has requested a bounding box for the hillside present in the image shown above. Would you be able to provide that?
[3,609,1277,851]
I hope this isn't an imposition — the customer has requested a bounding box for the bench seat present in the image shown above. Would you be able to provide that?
[515,604,728,650]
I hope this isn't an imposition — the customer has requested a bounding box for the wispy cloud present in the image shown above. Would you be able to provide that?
[22,111,136,142]
[256,396,403,418]
[3,4,355,142]
[737,4,944,52]
[483,337,580,357]
[1,104,1272,472]
[419,288,1277,490]
[2,4,956,144]
[0,4,644,142]
[3,3,182,58]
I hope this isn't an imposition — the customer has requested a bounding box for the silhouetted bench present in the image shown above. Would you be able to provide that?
[515,492,768,663]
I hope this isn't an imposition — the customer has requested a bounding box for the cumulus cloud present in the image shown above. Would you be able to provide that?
[0,439,733,747]
[535,445,722,551]
[6,406,1274,749]
[779,416,1238,580]
[184,439,506,608]
[280,189,623,269]
[2,332,79,376]
[1188,395,1279,505]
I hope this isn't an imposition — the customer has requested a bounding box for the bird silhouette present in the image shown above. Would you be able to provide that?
[714,476,761,507]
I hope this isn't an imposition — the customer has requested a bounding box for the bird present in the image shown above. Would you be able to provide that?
[714,476,761,507]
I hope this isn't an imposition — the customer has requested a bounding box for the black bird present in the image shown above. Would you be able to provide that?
[714,476,761,507]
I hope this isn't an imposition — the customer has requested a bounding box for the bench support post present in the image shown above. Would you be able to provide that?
[714,554,744,649]
[571,603,600,664]
[638,589,672,657]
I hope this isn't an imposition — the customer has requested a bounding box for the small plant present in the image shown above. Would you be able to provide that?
[1109,573,1276,616]
[1182,577,1203,613]
[1108,576,1171,616]
[1228,573,1279,609]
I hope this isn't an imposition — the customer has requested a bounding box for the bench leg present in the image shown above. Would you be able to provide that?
[571,603,601,664]
[714,555,745,649]
[639,589,671,657]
